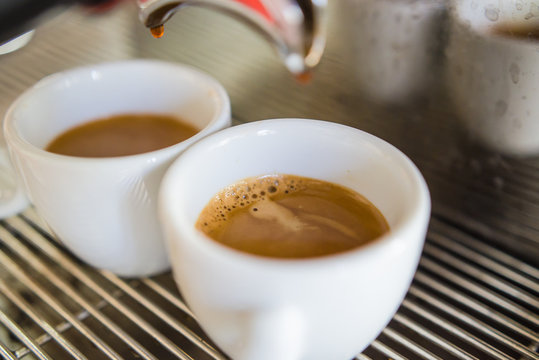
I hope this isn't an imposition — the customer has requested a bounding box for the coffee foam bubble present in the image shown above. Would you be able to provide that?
[197,175,305,229]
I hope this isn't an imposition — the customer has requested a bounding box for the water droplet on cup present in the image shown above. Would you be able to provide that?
[485,6,500,21]
[509,63,520,84]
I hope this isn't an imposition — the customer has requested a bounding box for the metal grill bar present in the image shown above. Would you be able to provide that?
[98,273,225,360]
[428,233,538,293]
[423,244,538,308]
[0,278,87,360]
[419,257,536,324]
[15,297,116,359]
[0,247,119,359]
[408,286,537,359]
[381,327,443,360]
[141,278,195,318]
[0,307,52,360]
[370,341,407,360]
[355,354,373,360]
[0,343,16,360]
[392,313,479,360]
[7,217,223,360]
[413,272,538,343]
[0,223,154,360]
[3,217,192,360]
[401,299,514,360]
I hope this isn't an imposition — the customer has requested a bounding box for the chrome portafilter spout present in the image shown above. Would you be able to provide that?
[137,0,327,76]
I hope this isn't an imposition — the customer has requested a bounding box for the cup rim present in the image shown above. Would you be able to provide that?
[160,118,431,269]
[3,59,231,164]
[450,0,539,47]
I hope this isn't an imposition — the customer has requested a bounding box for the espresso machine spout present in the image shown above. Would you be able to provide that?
[137,0,327,75]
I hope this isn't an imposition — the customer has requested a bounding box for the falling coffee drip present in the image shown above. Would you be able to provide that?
[150,25,164,38]
[295,70,313,84]
[138,0,327,77]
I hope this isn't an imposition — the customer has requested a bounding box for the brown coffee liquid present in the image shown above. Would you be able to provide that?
[295,70,313,84]
[150,25,164,38]
[196,174,389,259]
[492,23,539,41]
[46,113,198,157]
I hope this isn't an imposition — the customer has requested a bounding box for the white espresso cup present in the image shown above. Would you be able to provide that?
[159,119,430,360]
[446,0,539,155]
[2,59,231,277]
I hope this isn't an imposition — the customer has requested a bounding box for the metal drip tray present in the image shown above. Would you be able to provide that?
[0,210,536,360]
[0,2,537,359]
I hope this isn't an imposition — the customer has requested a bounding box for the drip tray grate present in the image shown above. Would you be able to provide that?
[0,209,536,360]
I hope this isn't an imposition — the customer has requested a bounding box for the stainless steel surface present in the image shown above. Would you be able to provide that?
[0,2,537,359]
[137,0,328,74]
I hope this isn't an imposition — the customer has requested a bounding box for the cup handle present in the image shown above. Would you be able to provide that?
[0,147,28,218]
[240,306,305,360]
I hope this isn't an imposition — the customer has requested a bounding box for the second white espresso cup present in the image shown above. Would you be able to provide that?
[3,59,231,277]
[446,0,539,155]
[159,119,430,360]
